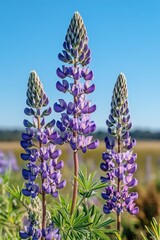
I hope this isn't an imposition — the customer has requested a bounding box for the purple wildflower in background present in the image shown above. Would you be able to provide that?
[100,73,139,232]
[20,71,65,239]
[0,151,19,176]
[54,12,99,214]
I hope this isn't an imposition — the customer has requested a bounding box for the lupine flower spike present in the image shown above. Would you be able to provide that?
[100,73,139,232]
[20,71,65,239]
[54,12,99,215]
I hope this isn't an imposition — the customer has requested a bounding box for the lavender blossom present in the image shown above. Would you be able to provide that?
[54,12,98,215]
[20,71,65,238]
[100,73,139,231]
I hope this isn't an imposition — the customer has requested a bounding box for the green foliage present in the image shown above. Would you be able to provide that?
[50,170,117,239]
[51,196,115,240]
[141,218,160,240]
[0,174,24,240]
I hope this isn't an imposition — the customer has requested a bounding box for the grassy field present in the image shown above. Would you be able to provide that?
[0,140,160,188]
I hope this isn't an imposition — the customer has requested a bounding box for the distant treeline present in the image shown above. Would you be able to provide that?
[0,129,160,141]
[94,130,160,141]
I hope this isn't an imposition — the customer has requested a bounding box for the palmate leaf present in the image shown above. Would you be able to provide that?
[87,205,115,239]
[77,170,107,198]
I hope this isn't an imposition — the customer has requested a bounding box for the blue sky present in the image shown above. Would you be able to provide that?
[0,0,160,130]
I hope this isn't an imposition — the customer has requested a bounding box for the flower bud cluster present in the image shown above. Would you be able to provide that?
[20,198,61,240]
[100,73,139,215]
[54,12,99,152]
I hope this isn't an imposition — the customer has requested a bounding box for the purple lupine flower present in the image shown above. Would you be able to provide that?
[54,12,99,214]
[20,71,64,238]
[21,71,66,197]
[55,12,98,152]
[100,73,139,231]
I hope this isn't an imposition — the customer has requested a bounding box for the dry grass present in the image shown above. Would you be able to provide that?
[135,141,160,150]
[0,141,21,151]
[0,140,160,151]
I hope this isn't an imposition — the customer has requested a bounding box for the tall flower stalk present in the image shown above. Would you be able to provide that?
[100,73,139,232]
[54,12,98,215]
[20,71,65,240]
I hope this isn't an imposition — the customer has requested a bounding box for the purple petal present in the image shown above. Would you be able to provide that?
[85,57,91,65]
[56,121,66,132]
[81,146,87,153]
[85,84,95,94]
[50,149,62,159]
[56,81,66,92]
[84,71,93,80]
[129,192,139,200]
[23,119,33,128]
[19,231,29,239]
[20,140,32,149]
[52,191,58,198]
[63,50,72,61]
[58,53,66,62]
[50,172,57,180]
[53,103,65,113]
[102,152,111,161]
[45,120,55,128]
[70,138,77,150]
[74,70,80,80]
[57,180,66,189]
[103,205,111,214]
[41,118,45,126]
[127,204,139,215]
[88,104,96,113]
[22,189,31,196]
[122,131,129,139]
[55,161,64,170]
[100,162,108,171]
[42,107,52,116]
[100,176,110,183]
[79,53,85,62]
[56,67,66,78]
[104,137,115,150]
[127,178,138,187]
[127,164,137,174]
[24,107,35,116]
[101,192,109,200]
[21,153,30,161]
[48,132,58,141]
[87,140,99,149]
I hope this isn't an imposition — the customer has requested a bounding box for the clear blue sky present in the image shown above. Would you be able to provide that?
[0,0,160,131]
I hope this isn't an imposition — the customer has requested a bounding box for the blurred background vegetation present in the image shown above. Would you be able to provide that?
[0,129,160,239]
